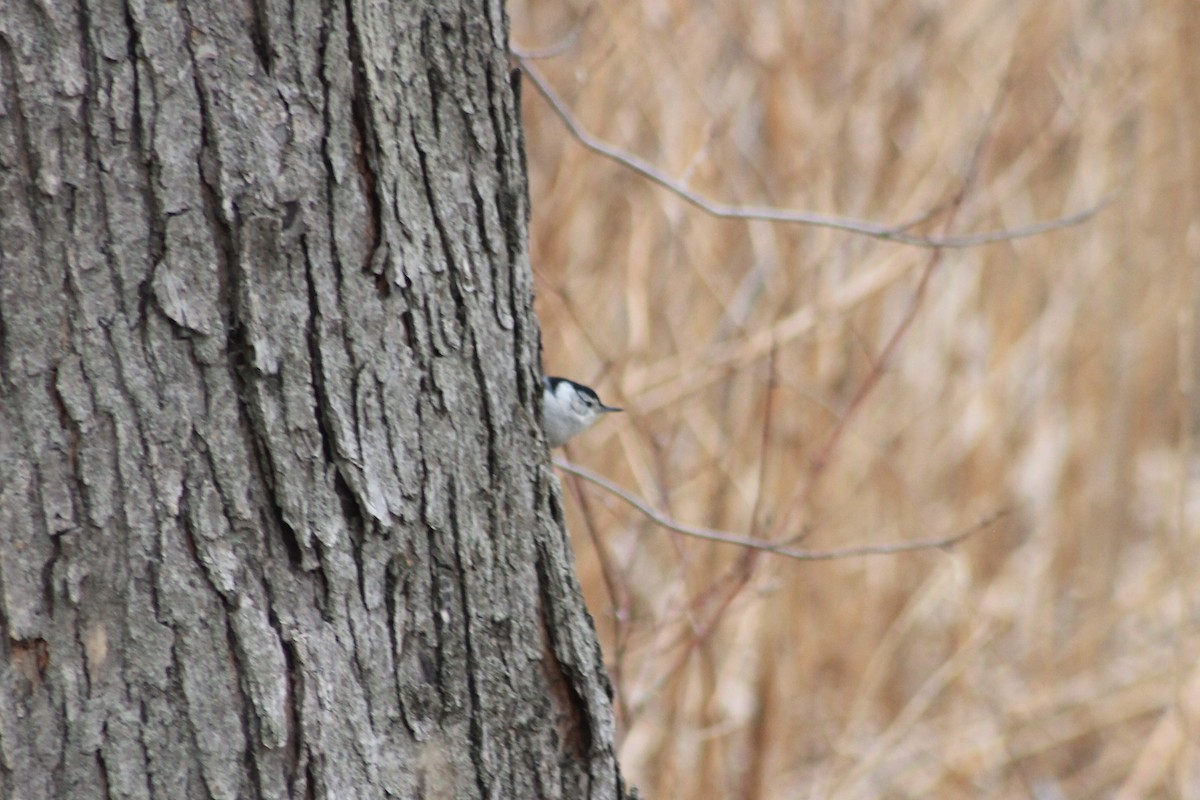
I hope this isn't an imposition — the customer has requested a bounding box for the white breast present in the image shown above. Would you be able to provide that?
[543,399,587,448]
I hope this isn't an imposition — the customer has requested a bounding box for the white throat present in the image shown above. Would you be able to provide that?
[544,382,593,447]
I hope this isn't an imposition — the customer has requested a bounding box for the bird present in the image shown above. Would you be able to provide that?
[542,376,623,448]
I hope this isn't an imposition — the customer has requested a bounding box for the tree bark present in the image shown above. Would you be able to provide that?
[0,2,631,798]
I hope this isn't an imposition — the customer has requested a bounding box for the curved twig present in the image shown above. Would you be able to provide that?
[512,52,1111,249]
[553,458,1007,561]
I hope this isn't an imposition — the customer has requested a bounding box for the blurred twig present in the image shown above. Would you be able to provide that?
[554,458,1008,561]
[512,52,1111,248]
[775,72,1014,540]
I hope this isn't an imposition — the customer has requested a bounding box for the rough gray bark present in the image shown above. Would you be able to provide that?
[0,1,632,798]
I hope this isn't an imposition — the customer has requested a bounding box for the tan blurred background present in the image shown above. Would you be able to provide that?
[511,1,1200,796]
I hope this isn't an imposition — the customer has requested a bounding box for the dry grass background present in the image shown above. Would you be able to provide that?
[510,0,1200,796]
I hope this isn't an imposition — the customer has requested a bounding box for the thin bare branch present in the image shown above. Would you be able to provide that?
[553,458,1007,561]
[778,73,1012,534]
[512,53,1112,249]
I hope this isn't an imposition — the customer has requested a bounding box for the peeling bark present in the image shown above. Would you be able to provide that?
[0,1,633,798]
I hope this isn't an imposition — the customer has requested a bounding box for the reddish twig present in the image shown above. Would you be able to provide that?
[776,76,1015,540]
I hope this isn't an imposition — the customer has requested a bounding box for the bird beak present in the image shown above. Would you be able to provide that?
[601,404,623,413]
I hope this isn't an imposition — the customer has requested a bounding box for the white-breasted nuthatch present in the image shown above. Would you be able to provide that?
[542,376,623,448]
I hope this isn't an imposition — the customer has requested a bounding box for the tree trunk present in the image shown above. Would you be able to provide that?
[0,2,631,798]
